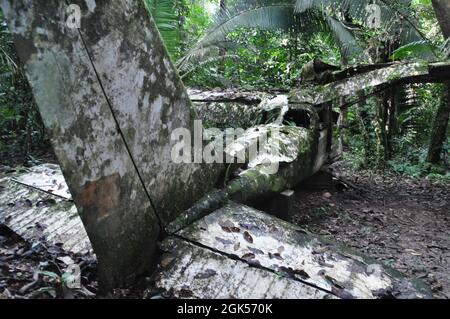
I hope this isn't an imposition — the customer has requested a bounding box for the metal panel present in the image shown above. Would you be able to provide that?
[0,178,91,254]
[177,203,431,299]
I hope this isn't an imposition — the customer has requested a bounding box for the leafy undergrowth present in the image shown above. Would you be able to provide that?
[0,225,98,299]
[292,161,450,299]
[387,161,449,182]
[344,146,450,183]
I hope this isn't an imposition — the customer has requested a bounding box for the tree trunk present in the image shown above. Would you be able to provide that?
[427,1,450,164]
[337,98,347,158]
[431,0,450,39]
[428,82,450,164]
[357,92,370,160]
[218,0,227,75]
[387,87,398,152]
[379,88,396,161]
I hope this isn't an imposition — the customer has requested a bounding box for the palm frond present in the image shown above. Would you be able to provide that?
[180,0,363,71]
[199,3,296,49]
[294,0,426,45]
[391,40,438,60]
[181,54,241,79]
[180,0,431,73]
[391,39,449,61]
[442,37,450,57]
[325,15,362,59]
[144,0,182,57]
[177,41,240,73]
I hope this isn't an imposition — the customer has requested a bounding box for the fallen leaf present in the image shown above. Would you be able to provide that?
[215,237,233,246]
[248,259,261,266]
[294,269,310,279]
[269,252,283,260]
[14,199,33,208]
[179,288,193,298]
[241,253,256,261]
[239,223,260,231]
[221,226,241,233]
[323,192,332,199]
[194,269,217,279]
[221,227,232,233]
[36,199,57,207]
[331,286,355,299]
[278,266,296,278]
[243,231,253,244]
[219,220,235,229]
[57,256,74,265]
[160,256,175,268]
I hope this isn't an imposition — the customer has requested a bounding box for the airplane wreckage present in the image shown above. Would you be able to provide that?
[1,1,449,299]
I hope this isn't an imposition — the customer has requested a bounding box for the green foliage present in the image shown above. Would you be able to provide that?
[390,39,450,60]
[180,0,434,88]
[0,0,447,182]
[391,41,437,60]
[0,11,47,164]
[184,2,214,47]
[344,83,449,179]
[145,0,217,60]
[144,0,188,59]
[183,27,342,89]
[179,0,364,76]
[178,1,449,179]
[294,0,425,43]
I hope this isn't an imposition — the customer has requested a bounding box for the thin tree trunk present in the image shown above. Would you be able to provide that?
[431,0,450,39]
[427,1,450,164]
[337,98,347,157]
[428,82,450,164]
[379,87,396,161]
[377,93,387,160]
[218,0,227,75]
[357,92,372,164]
[387,87,397,153]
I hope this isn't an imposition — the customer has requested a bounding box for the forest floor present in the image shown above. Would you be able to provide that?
[0,159,449,299]
[292,161,450,299]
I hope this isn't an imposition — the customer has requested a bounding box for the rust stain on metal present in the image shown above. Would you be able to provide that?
[77,173,121,222]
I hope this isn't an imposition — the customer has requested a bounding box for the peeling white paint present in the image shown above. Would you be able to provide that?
[156,239,334,299]
[177,203,427,299]
[0,177,91,254]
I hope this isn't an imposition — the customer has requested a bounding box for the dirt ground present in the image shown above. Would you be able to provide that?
[291,162,450,299]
